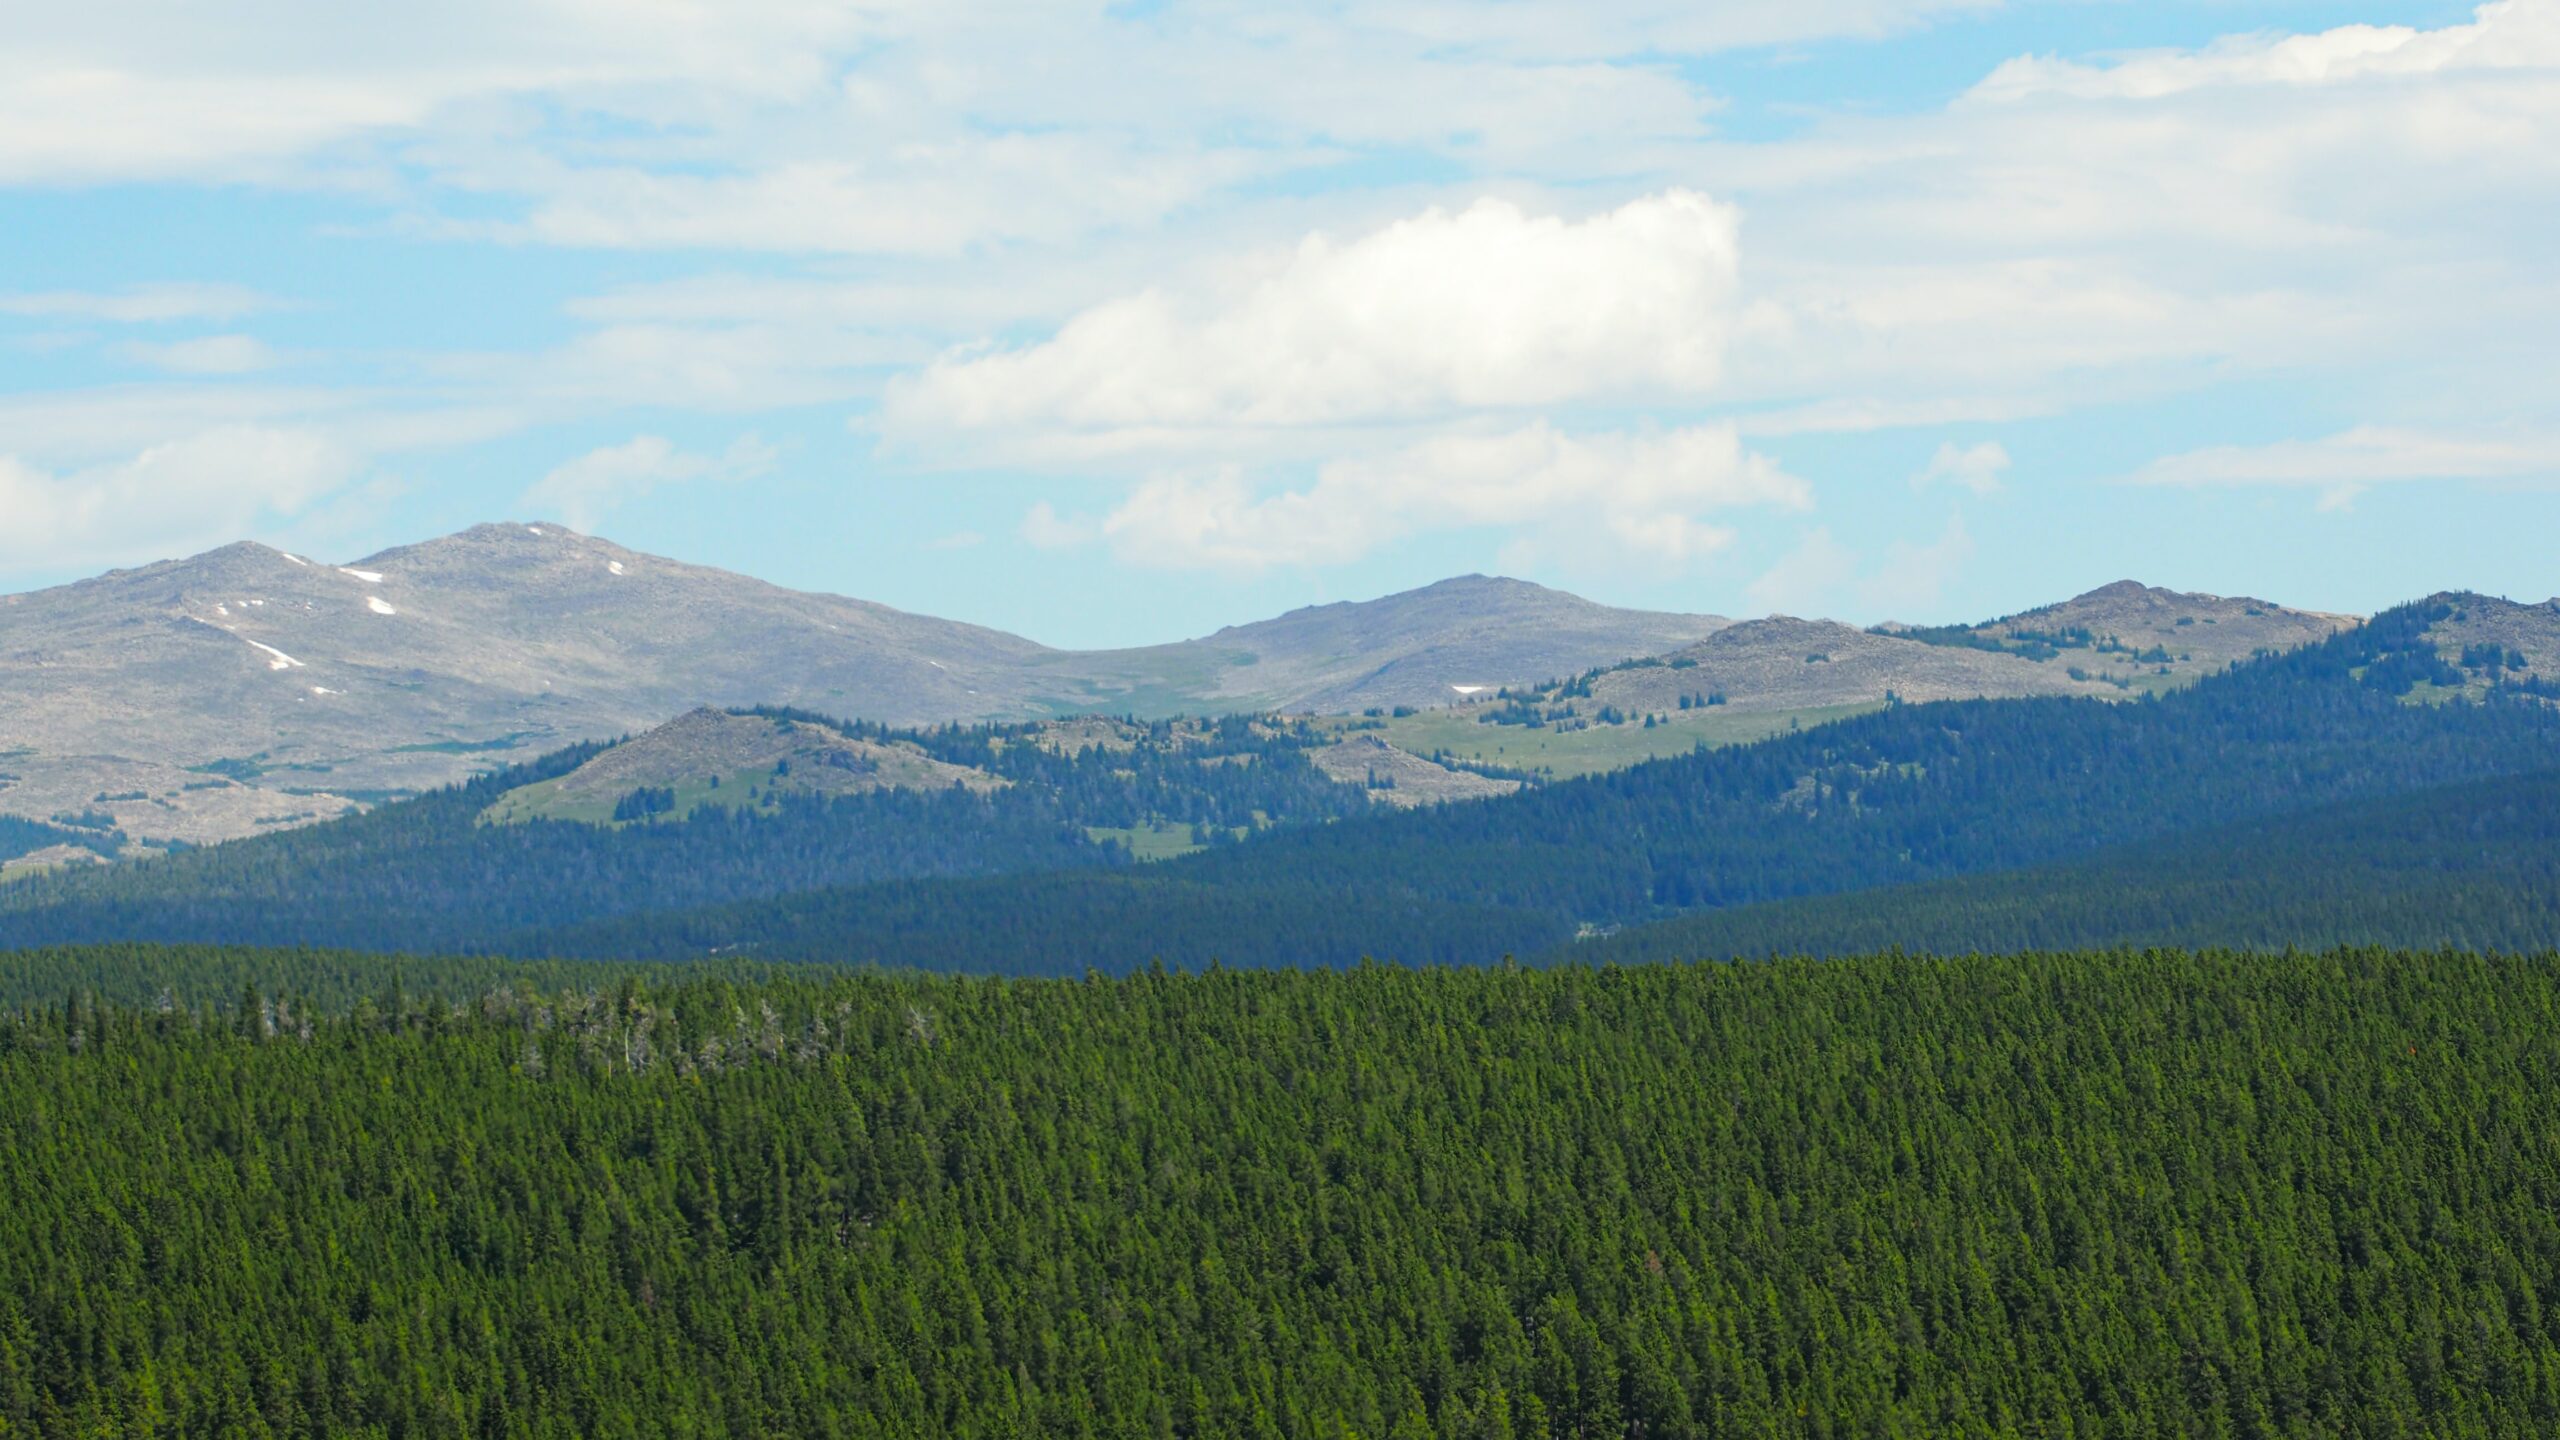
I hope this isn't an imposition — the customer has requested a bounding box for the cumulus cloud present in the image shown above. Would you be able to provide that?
[1094,422,1805,571]
[886,191,1741,444]
[1913,440,2009,496]
[520,433,777,532]
[0,424,355,568]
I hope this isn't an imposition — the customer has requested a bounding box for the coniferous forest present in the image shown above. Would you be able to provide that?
[10,945,2560,1437]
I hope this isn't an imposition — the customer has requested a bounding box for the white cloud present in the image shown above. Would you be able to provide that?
[2128,426,2560,510]
[0,425,356,568]
[1913,440,2008,496]
[0,283,274,324]
[1748,514,1974,620]
[520,433,777,532]
[115,335,282,375]
[886,191,1741,444]
[1097,422,1804,571]
[1969,2,2560,104]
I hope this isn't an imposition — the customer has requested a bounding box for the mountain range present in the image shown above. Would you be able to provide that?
[0,523,1721,849]
[0,521,2449,860]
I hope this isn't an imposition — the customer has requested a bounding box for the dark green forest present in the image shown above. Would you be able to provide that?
[9,946,2560,1436]
[0,815,109,867]
[1571,768,2560,965]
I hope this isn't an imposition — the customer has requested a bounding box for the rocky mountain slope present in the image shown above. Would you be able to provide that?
[1045,576,1729,715]
[0,525,1720,847]
[1583,616,2122,716]
[1333,582,2378,780]
[1950,579,2362,680]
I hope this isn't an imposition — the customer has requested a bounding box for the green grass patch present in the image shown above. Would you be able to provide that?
[390,732,539,756]
[1083,820,1210,862]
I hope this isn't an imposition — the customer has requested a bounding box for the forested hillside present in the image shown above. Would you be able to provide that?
[1570,769,2560,964]
[1168,598,2560,927]
[0,715,1375,954]
[9,948,2560,1436]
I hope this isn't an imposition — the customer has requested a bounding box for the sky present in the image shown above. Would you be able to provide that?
[1,0,2553,648]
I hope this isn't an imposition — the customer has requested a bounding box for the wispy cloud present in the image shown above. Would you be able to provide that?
[0,283,274,324]
[2128,426,2560,510]
[520,433,777,533]
[0,424,355,568]
[1913,440,2010,496]
[116,335,282,375]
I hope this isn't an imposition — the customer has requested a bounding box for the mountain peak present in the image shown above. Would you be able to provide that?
[2076,579,2158,603]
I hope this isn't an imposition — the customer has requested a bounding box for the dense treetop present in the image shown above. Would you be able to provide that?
[8,945,2560,1436]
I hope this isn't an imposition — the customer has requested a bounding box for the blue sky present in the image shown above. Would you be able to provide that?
[2,0,2551,646]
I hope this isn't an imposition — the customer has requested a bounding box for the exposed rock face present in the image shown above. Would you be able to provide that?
[1307,734,1523,807]
[0,528,1727,846]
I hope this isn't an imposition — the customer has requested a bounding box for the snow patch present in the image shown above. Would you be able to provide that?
[339,568,384,583]
[280,552,309,566]
[248,599,264,606]
[527,527,545,536]
[366,596,397,616]
[216,604,230,616]
[1451,684,1490,695]
[242,637,305,671]
[607,560,625,575]
[928,660,947,670]
[311,686,341,696]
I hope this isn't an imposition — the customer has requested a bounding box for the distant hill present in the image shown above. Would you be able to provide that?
[1582,614,2119,716]
[1331,581,2368,779]
[1054,574,1728,715]
[480,707,1006,827]
[1956,579,2360,677]
[0,709,1390,954]
[0,526,1725,848]
[17,596,2553,968]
